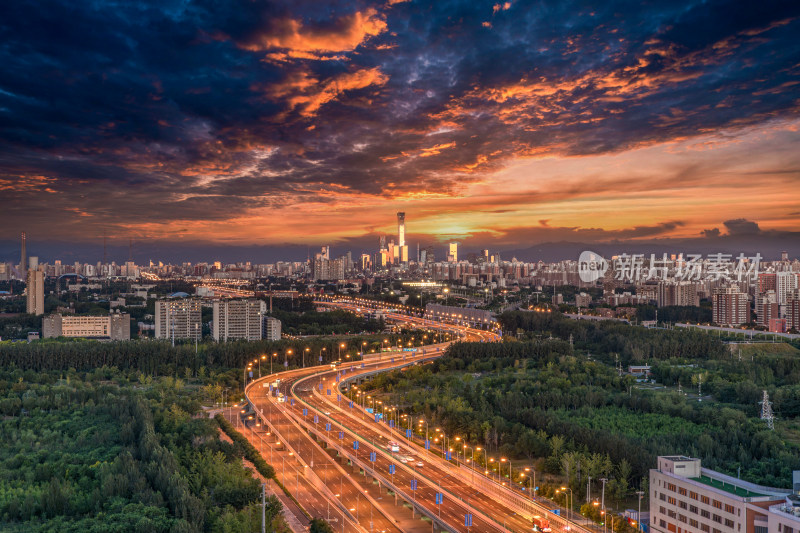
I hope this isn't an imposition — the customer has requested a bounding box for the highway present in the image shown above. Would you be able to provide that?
[243,298,591,533]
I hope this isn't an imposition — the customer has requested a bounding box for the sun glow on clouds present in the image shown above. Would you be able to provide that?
[147,117,799,246]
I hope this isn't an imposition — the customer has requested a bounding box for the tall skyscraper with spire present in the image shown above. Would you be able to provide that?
[397,212,408,263]
[20,232,27,273]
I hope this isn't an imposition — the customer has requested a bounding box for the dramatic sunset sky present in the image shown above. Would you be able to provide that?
[1,0,799,262]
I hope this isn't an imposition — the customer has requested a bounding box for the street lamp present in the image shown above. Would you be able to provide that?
[270,352,277,374]
[303,347,310,368]
[558,486,574,523]
[339,342,346,362]
[319,346,326,364]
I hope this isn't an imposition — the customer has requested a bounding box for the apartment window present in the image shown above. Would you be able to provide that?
[713,529,722,533]
[680,501,688,510]
[661,507,667,515]
[701,525,710,532]
[679,488,688,496]
[724,505,735,514]
[669,497,677,505]
[679,515,688,523]
[725,519,734,528]
[690,506,699,514]
[713,501,723,510]
[784,527,793,533]
[661,494,667,502]
[701,496,710,505]
[669,511,677,519]
[690,492,699,500]
[754,527,767,533]
[690,520,699,528]
[701,510,711,519]
[668,483,677,492]
[713,514,722,524]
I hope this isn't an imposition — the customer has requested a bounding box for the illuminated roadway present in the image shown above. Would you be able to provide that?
[244,299,592,533]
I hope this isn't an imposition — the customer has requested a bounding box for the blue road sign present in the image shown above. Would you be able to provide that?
[353,441,359,450]
[327,389,331,396]
[318,383,323,391]
[290,398,295,406]
[248,371,253,377]
[337,394,341,402]
[465,514,473,527]
[338,431,344,439]
[410,479,417,491]
[302,408,308,416]
[313,414,319,424]
[406,429,412,438]
[445,451,451,461]
[325,423,331,431]
[435,493,443,505]
[349,401,354,408]
[389,464,396,474]
[389,420,395,428]
[374,414,380,423]
[370,452,376,462]
[424,440,430,450]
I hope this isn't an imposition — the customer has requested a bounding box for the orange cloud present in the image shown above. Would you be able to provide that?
[419,142,456,157]
[240,8,387,57]
[286,67,389,117]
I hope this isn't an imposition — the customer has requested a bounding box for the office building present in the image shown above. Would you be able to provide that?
[155,299,202,341]
[26,269,45,315]
[43,312,130,340]
[448,243,458,263]
[213,299,265,342]
[712,286,749,326]
[263,316,282,341]
[20,232,26,274]
[397,212,406,247]
[650,456,797,533]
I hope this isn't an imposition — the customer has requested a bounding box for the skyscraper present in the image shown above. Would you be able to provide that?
[26,269,44,315]
[20,232,26,273]
[448,243,458,262]
[397,212,405,247]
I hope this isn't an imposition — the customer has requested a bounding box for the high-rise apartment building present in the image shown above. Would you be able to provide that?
[776,272,798,305]
[213,299,265,341]
[155,299,202,341]
[787,290,800,332]
[657,281,700,307]
[650,456,799,533]
[756,290,779,327]
[262,316,281,341]
[26,269,44,315]
[43,312,130,340]
[712,285,749,326]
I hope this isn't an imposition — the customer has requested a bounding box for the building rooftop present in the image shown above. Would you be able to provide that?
[690,475,768,498]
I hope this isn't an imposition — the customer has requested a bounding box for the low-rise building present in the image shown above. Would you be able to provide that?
[43,312,130,340]
[650,456,797,533]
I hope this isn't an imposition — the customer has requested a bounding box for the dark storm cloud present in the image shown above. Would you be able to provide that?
[1,0,799,238]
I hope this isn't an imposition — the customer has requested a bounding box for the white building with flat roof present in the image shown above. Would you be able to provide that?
[651,456,796,533]
[213,299,265,342]
[155,299,202,341]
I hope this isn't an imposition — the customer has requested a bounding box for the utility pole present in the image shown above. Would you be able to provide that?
[600,477,608,510]
[636,491,645,531]
[261,483,266,533]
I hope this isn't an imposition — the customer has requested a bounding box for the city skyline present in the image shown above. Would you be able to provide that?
[1,1,800,256]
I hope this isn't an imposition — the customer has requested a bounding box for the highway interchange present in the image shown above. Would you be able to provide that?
[235,299,593,533]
